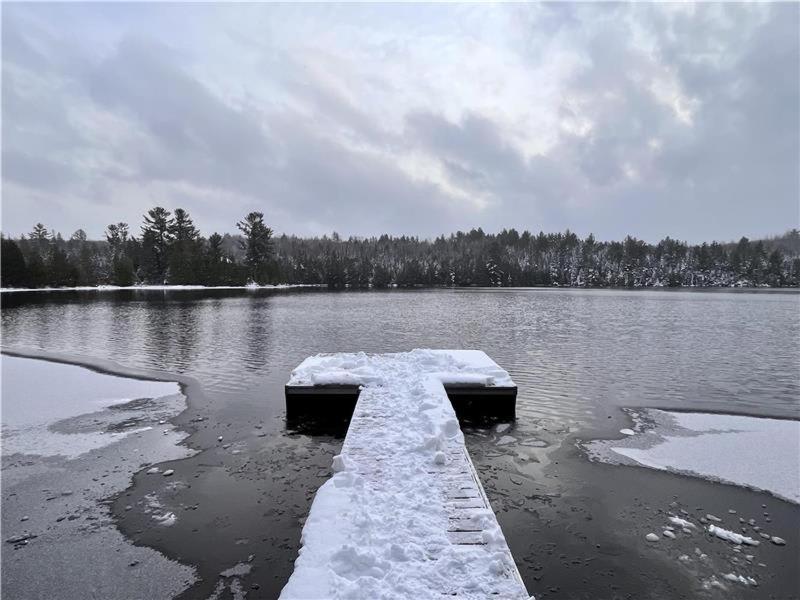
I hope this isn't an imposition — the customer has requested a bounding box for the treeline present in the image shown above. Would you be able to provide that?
[1,208,275,288]
[1,207,799,289]
[276,229,800,288]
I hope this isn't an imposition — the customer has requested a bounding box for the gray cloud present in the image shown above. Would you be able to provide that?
[2,150,77,190]
[1,3,797,242]
[88,36,275,183]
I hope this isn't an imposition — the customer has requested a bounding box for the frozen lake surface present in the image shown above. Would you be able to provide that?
[1,355,197,599]
[2,287,798,599]
[585,409,800,504]
[2,355,179,458]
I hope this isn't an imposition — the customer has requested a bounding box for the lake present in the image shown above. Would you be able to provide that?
[2,288,799,599]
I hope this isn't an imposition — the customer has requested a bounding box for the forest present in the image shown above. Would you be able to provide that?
[1,207,799,289]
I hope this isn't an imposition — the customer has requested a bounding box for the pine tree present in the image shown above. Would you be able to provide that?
[396,259,423,287]
[69,229,98,285]
[324,252,346,288]
[484,240,505,286]
[372,263,392,288]
[47,243,79,287]
[140,208,173,283]
[236,212,273,284]
[204,233,227,286]
[29,223,49,240]
[730,237,751,281]
[168,208,200,284]
[28,223,50,255]
[106,223,135,286]
[767,249,785,286]
[25,253,47,288]
[105,223,129,256]
[1,237,28,287]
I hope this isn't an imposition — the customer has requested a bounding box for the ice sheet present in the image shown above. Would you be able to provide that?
[2,355,181,458]
[585,409,800,504]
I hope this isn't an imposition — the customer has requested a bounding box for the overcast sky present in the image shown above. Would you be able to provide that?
[2,2,798,243]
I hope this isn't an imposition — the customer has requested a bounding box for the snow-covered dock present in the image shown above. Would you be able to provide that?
[280,350,529,600]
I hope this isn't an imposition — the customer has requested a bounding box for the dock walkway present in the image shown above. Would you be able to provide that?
[279,350,530,600]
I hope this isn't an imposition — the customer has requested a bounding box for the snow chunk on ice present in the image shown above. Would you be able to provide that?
[668,516,696,530]
[220,561,253,578]
[708,525,760,546]
[770,536,786,546]
[723,573,758,586]
[144,493,178,527]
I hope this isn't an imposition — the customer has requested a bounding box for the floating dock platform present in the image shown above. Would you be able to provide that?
[280,349,530,600]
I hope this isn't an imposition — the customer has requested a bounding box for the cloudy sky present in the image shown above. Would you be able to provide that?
[2,2,798,243]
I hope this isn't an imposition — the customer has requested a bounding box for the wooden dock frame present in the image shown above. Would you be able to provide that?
[285,382,517,422]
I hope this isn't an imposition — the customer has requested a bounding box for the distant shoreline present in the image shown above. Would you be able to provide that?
[1,283,797,294]
[0,283,322,293]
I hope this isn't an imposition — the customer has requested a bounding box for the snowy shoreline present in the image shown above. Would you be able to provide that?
[0,283,322,293]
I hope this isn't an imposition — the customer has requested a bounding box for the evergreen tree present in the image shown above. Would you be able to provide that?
[46,243,79,287]
[106,222,135,285]
[372,263,392,288]
[767,249,785,286]
[750,240,767,282]
[25,253,47,287]
[168,208,201,284]
[236,211,273,284]
[324,252,346,288]
[29,222,49,243]
[730,237,751,281]
[484,241,505,286]
[140,207,173,283]
[69,229,98,285]
[396,259,423,287]
[204,233,228,286]
[1,237,28,287]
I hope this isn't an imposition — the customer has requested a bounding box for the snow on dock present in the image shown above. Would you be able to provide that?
[280,350,530,600]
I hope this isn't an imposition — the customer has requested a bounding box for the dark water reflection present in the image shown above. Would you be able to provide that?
[4,288,798,417]
[2,288,799,598]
